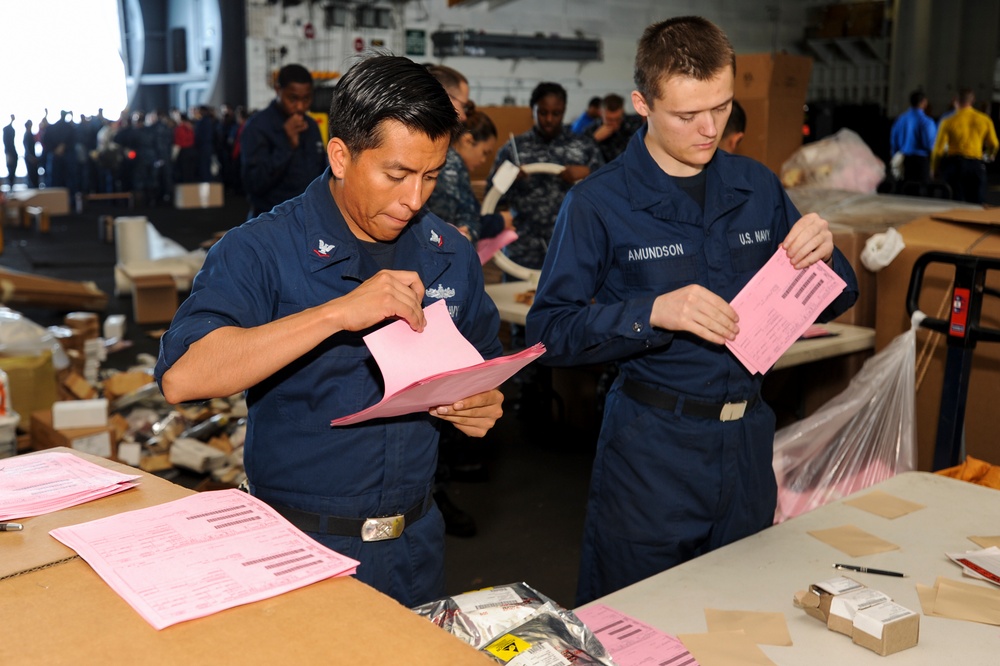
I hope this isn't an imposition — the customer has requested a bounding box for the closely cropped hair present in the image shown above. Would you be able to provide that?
[634,16,735,104]
[277,64,314,89]
[909,91,926,108]
[329,54,461,155]
[461,110,498,145]
[425,64,468,94]
[530,82,567,109]
[602,94,624,112]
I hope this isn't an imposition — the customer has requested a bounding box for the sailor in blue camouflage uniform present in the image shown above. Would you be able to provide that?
[155,55,505,608]
[487,82,604,270]
[527,17,859,605]
[426,110,512,244]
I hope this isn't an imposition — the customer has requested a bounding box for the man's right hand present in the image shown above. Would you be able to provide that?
[284,113,309,148]
[330,270,427,333]
[650,284,739,344]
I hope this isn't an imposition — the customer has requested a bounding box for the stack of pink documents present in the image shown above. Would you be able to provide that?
[0,450,140,520]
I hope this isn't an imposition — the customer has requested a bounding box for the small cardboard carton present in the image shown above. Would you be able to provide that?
[131,274,178,324]
[826,587,893,636]
[795,575,865,623]
[31,409,116,460]
[852,601,920,656]
[174,182,224,209]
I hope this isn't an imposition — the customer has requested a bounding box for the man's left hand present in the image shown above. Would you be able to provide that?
[781,212,834,270]
[430,389,504,438]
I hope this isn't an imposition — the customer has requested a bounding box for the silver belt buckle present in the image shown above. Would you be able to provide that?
[361,514,405,542]
[719,400,747,422]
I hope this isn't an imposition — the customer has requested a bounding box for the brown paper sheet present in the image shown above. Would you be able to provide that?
[678,630,777,666]
[704,609,793,646]
[842,490,925,519]
[969,536,1000,549]
[807,525,900,557]
[929,576,1000,626]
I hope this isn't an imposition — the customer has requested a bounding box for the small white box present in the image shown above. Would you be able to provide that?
[52,399,109,430]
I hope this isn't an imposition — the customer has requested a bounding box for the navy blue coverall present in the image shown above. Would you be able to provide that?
[526,127,859,604]
[156,171,502,607]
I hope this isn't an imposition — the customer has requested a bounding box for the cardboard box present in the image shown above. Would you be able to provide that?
[734,53,813,175]
[0,351,59,431]
[874,210,1000,471]
[796,576,865,623]
[130,273,178,324]
[470,106,534,181]
[52,398,108,430]
[174,181,224,209]
[852,601,920,656]
[826,587,892,636]
[31,409,116,460]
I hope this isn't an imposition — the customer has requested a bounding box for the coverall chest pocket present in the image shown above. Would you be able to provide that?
[617,242,699,296]
[727,229,775,275]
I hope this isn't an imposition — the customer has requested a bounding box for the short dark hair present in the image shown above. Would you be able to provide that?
[958,87,975,106]
[909,91,926,108]
[587,96,602,108]
[462,110,498,145]
[329,54,461,155]
[530,82,567,109]
[602,94,624,113]
[634,16,735,104]
[723,99,746,137]
[277,64,314,89]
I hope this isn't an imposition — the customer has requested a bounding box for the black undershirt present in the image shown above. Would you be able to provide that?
[359,238,399,271]
[675,169,707,210]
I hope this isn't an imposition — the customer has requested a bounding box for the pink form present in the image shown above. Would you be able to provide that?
[476,229,518,265]
[575,604,697,665]
[0,450,140,521]
[331,298,544,426]
[726,248,847,375]
[50,489,360,630]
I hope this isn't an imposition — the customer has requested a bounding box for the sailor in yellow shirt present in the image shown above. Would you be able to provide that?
[931,88,999,203]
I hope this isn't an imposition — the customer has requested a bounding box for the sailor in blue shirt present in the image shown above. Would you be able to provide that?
[527,17,858,604]
[889,91,937,184]
[240,63,327,218]
[155,56,505,607]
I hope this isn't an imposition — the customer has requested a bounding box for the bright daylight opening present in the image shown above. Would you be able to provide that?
[1,0,128,184]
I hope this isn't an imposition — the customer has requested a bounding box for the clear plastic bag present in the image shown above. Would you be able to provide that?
[772,314,919,523]
[780,128,886,194]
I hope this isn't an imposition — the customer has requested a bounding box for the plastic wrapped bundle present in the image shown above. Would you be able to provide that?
[480,607,617,666]
[780,128,886,194]
[412,582,559,649]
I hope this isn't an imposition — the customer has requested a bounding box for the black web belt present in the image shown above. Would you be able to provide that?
[623,378,758,422]
[266,494,432,542]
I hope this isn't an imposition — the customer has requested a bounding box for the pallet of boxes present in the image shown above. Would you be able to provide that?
[794,576,919,656]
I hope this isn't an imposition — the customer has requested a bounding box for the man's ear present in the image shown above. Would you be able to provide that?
[327,137,349,179]
[631,90,650,119]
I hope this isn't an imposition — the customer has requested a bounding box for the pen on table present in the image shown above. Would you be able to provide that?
[0,522,23,532]
[833,563,906,578]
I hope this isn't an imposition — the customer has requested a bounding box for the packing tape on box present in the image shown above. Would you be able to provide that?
[114,216,150,265]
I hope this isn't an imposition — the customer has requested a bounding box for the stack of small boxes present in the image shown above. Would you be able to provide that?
[794,576,919,656]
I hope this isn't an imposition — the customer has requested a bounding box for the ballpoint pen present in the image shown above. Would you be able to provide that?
[833,563,906,578]
[0,522,24,532]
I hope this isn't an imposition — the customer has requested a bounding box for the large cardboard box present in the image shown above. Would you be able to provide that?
[130,273,178,324]
[471,105,534,181]
[734,53,813,175]
[874,210,1000,471]
[174,181,223,209]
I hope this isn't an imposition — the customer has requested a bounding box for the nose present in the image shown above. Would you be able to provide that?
[401,177,424,211]
[700,113,718,138]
